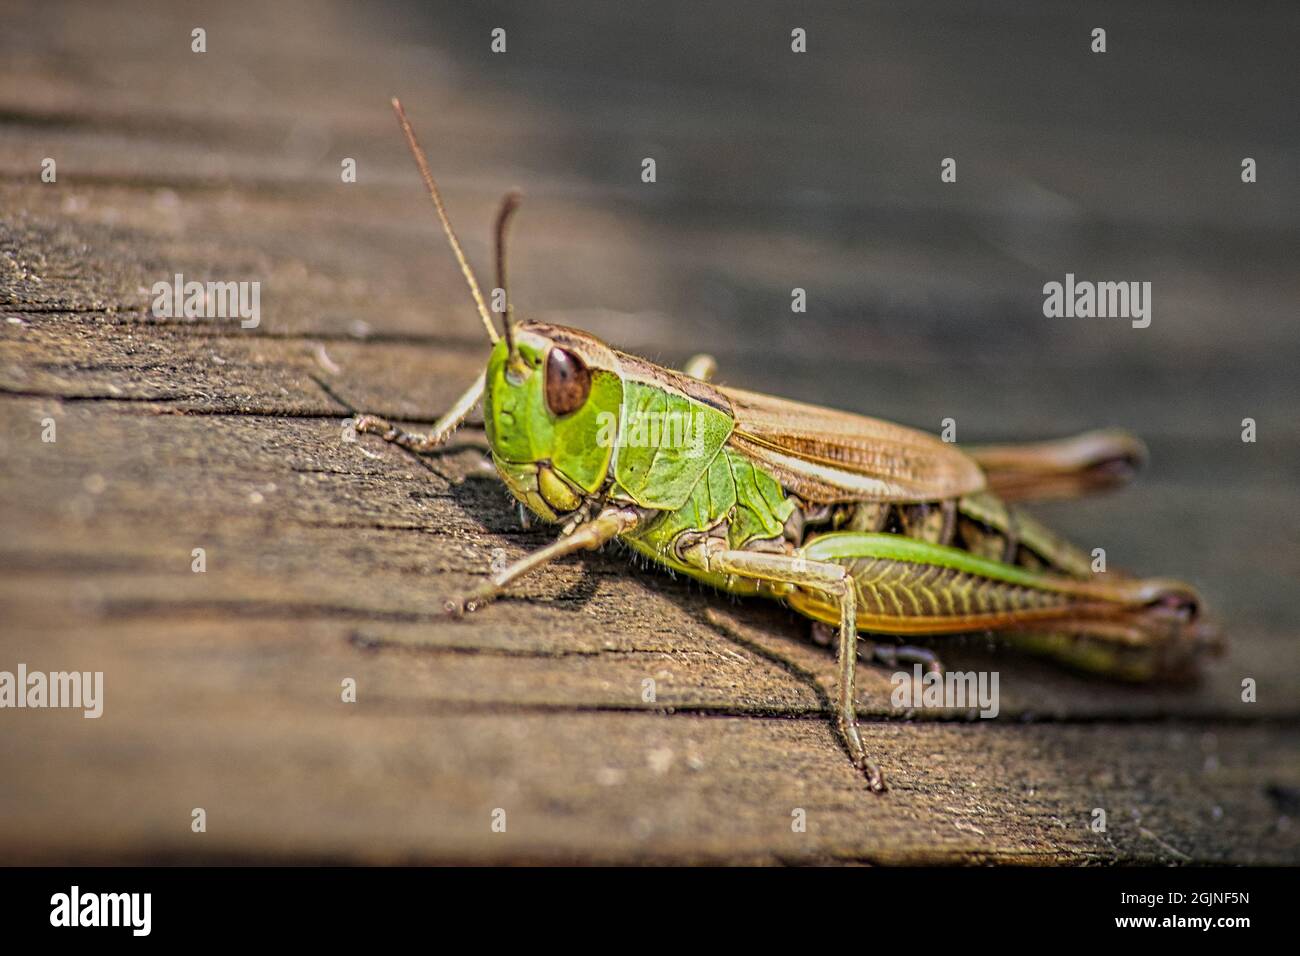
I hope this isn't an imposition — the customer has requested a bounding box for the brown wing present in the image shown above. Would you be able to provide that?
[966,429,1146,502]
[719,384,986,504]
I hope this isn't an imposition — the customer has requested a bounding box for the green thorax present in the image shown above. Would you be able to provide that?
[609,379,735,510]
[600,370,789,569]
[623,445,796,569]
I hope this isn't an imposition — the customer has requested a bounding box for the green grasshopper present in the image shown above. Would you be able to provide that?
[357,100,1221,791]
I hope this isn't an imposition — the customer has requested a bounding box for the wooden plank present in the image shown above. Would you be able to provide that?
[1,395,1293,721]
[2,708,1295,865]
[1,0,1297,864]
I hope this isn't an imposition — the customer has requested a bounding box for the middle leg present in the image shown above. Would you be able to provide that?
[681,542,886,792]
[810,622,945,673]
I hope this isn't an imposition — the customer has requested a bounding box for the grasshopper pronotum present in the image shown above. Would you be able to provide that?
[357,100,1221,791]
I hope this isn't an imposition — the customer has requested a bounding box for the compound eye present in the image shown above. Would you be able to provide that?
[544,347,591,416]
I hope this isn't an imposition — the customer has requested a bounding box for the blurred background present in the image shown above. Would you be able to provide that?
[1,0,1297,863]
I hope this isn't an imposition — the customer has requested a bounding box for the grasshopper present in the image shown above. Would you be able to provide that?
[357,100,1221,791]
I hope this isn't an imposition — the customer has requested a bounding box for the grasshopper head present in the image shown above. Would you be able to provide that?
[380,103,625,521]
[483,322,624,522]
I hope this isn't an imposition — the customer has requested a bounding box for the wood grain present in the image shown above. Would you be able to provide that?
[1,0,1297,864]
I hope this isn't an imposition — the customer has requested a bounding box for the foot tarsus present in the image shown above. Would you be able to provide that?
[354,372,486,454]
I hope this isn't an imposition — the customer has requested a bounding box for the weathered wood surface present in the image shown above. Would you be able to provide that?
[1,0,1298,864]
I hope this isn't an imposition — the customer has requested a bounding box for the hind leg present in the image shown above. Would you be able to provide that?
[790,532,1216,681]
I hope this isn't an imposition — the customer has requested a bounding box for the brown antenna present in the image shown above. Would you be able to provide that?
[390,97,499,344]
[494,190,523,357]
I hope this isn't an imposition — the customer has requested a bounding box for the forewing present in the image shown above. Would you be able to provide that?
[720,384,986,504]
